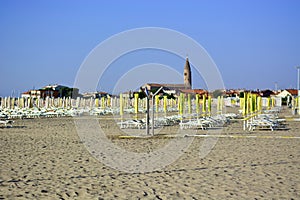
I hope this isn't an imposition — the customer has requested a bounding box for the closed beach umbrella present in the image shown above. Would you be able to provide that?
[257,96,262,113]
[35,98,39,108]
[1,97,4,108]
[253,94,257,113]
[240,97,244,110]
[107,95,111,107]
[20,97,24,108]
[134,93,139,114]
[246,93,250,115]
[217,96,221,113]
[59,98,63,108]
[249,95,253,114]
[155,95,159,112]
[76,97,80,108]
[179,93,184,116]
[164,95,168,114]
[187,94,191,115]
[7,97,10,109]
[220,96,224,114]
[95,98,99,107]
[196,94,200,115]
[120,94,124,116]
[177,96,180,113]
[11,97,15,109]
[101,97,105,108]
[45,97,49,109]
[202,94,206,115]
[243,93,247,116]
[29,97,33,108]
[267,97,271,109]
[208,95,211,115]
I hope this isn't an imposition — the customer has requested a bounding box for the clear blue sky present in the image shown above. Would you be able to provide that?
[1,0,299,96]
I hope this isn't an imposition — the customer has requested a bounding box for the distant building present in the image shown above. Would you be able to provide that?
[259,89,275,97]
[276,89,298,98]
[82,91,109,99]
[179,89,208,97]
[21,90,44,99]
[21,84,79,99]
[225,89,240,98]
[142,57,193,95]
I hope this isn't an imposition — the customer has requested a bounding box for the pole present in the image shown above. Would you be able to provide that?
[152,95,155,135]
[146,96,150,135]
[151,87,164,136]
[297,66,300,115]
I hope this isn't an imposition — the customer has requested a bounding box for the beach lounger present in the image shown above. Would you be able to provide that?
[0,119,14,128]
[118,119,145,129]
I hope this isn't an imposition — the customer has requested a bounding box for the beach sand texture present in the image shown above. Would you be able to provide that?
[1,108,299,199]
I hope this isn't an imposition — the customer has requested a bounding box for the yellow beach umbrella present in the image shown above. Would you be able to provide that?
[242,93,247,116]
[59,97,63,108]
[202,94,206,115]
[271,97,275,108]
[253,94,257,113]
[101,97,105,108]
[179,93,184,116]
[208,96,212,115]
[177,96,180,113]
[134,93,139,114]
[107,95,111,107]
[95,98,99,107]
[257,96,262,113]
[249,95,253,114]
[240,97,244,110]
[155,95,160,112]
[119,94,124,116]
[267,97,271,109]
[187,94,191,115]
[195,94,200,115]
[163,95,167,114]
[255,95,258,112]
[7,97,10,109]
[20,97,24,108]
[246,93,251,115]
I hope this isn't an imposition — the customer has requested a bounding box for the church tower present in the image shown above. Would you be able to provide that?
[183,57,192,89]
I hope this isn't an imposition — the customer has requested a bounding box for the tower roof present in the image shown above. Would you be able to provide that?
[184,57,191,70]
[183,57,192,89]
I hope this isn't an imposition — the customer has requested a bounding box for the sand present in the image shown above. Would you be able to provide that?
[0,107,299,199]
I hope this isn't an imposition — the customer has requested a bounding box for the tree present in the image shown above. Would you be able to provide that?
[212,90,224,98]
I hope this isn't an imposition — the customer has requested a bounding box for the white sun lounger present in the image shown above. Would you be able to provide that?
[0,120,14,128]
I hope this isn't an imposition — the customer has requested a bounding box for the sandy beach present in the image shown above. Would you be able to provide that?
[1,107,299,199]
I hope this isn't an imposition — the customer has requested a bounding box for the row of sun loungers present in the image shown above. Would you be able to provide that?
[117,115,183,129]
[0,108,83,119]
[247,114,286,131]
[117,114,239,130]
[179,114,237,130]
[117,120,146,129]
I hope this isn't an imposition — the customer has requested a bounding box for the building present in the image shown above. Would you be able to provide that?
[21,84,79,99]
[276,89,298,98]
[142,57,192,95]
[183,57,192,88]
[82,91,109,99]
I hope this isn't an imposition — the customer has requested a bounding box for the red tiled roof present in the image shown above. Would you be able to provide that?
[286,89,298,96]
[180,89,207,94]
